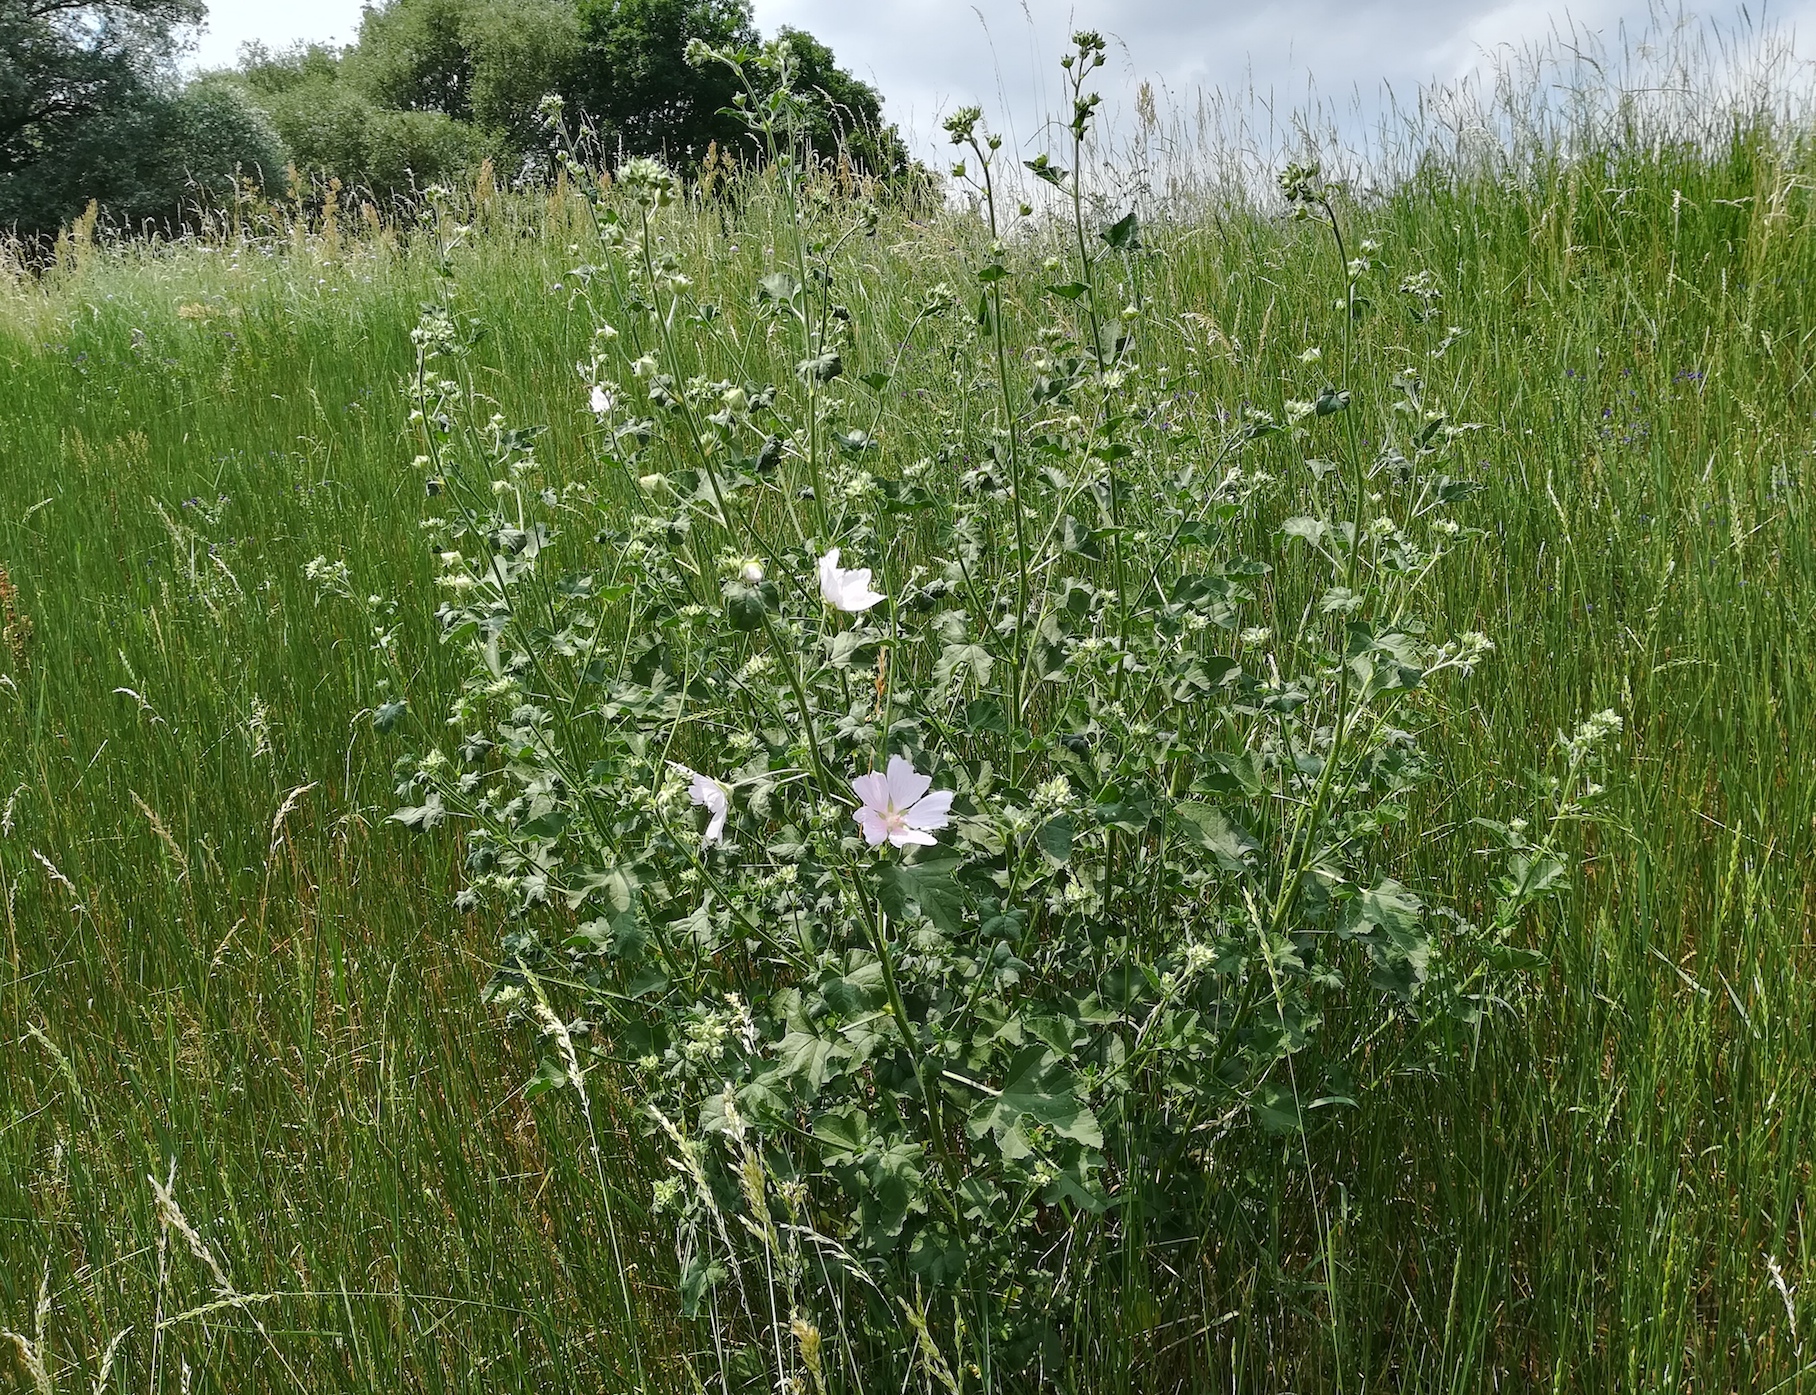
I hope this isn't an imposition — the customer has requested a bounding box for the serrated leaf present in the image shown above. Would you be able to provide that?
[775,1030,851,1093]
[1061,514,1102,558]
[796,351,842,383]
[877,857,967,934]
[1175,803,1260,872]
[723,577,779,631]
[1251,1081,1304,1134]
[390,791,444,830]
[968,1045,1103,1153]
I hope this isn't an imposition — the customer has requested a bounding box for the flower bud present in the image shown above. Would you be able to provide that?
[739,560,765,584]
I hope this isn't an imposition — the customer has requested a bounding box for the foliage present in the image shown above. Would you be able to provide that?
[3,17,1814,1390]
[225,0,903,202]
[363,36,1609,1389]
[571,0,756,162]
[0,0,292,234]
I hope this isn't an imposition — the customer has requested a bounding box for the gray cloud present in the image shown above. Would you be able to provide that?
[751,0,1816,159]
[192,0,1816,163]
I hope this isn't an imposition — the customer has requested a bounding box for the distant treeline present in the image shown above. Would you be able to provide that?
[0,0,910,238]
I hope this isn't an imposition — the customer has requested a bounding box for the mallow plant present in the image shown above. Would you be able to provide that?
[332,33,1618,1392]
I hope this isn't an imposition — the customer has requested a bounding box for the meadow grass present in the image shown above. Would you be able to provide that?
[2,64,1815,1392]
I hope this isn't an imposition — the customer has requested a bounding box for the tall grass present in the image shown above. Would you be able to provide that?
[2,20,1814,1390]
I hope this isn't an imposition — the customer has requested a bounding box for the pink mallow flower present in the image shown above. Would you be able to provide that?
[670,763,729,844]
[851,755,952,848]
[817,548,886,613]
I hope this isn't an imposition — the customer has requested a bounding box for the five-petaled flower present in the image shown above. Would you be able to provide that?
[671,763,729,844]
[589,385,614,416]
[852,755,952,848]
[817,548,885,613]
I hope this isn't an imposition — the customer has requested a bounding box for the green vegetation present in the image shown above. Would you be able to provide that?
[2,29,1814,1393]
[0,0,905,237]
[0,0,285,235]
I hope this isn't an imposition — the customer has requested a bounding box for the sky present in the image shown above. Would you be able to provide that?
[189,0,1816,162]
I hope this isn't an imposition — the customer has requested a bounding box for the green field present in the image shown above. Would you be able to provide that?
[3,51,1815,1392]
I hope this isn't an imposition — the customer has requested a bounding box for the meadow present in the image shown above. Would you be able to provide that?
[2,33,1815,1393]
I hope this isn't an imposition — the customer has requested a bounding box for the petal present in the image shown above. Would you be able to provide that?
[703,807,727,844]
[851,770,890,811]
[887,825,938,847]
[884,755,931,810]
[900,789,952,830]
[854,807,890,845]
[818,549,841,603]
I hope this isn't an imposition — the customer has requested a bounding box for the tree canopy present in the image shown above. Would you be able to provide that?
[0,0,910,236]
[1,0,287,235]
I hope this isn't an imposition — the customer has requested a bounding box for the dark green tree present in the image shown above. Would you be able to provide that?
[237,38,485,196]
[0,0,201,177]
[0,0,296,235]
[767,26,906,174]
[571,0,757,162]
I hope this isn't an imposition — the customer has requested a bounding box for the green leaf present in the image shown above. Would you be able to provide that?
[1175,804,1260,872]
[1194,751,1265,798]
[1036,814,1074,867]
[1099,210,1141,250]
[678,1252,729,1318]
[373,700,408,734]
[1484,943,1549,971]
[390,791,444,830]
[757,271,800,303]
[1281,516,1328,548]
[523,1055,568,1100]
[1251,1081,1304,1134]
[860,1139,925,1241]
[723,577,779,631]
[1061,514,1102,558]
[877,857,967,934]
[775,1030,851,1093]
[796,351,843,383]
[1046,281,1090,301]
[968,1045,1103,1156]
[812,1105,869,1160]
[935,641,994,691]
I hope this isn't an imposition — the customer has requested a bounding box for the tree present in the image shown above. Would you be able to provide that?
[0,0,297,235]
[237,41,484,197]
[767,27,906,175]
[571,0,757,162]
[0,0,201,177]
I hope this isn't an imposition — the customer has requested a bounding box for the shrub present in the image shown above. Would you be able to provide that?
[335,34,1618,1392]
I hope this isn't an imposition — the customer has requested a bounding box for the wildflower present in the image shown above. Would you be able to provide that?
[589,385,614,416]
[670,763,729,844]
[851,754,952,849]
[817,548,885,613]
[738,559,765,585]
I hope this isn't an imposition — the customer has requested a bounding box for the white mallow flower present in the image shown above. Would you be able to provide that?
[851,755,952,849]
[817,548,885,613]
[589,384,614,416]
[670,763,729,844]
